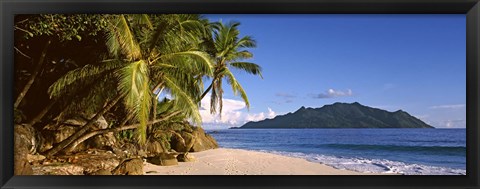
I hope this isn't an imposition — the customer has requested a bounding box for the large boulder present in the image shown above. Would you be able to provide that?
[147,153,178,166]
[41,115,110,153]
[190,127,218,152]
[145,138,166,157]
[14,124,36,175]
[176,153,195,162]
[87,132,117,150]
[14,124,39,154]
[170,132,189,152]
[112,158,144,175]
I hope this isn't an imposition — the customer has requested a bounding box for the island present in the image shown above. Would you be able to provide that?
[237,102,434,129]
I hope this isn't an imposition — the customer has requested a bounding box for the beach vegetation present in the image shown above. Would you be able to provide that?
[13,14,261,158]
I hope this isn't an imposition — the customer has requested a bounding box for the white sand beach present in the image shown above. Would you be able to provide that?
[144,148,379,175]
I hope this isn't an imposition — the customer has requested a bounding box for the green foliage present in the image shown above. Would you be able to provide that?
[15,14,108,41]
[21,14,262,149]
[118,130,135,141]
[102,14,213,144]
[203,21,262,115]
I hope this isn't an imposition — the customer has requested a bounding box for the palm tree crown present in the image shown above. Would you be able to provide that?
[202,21,263,115]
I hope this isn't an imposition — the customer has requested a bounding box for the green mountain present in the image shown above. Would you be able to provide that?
[237,102,434,129]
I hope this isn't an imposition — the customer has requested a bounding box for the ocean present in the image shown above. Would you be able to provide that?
[207,128,466,175]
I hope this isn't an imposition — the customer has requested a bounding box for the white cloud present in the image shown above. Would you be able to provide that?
[429,104,466,109]
[199,96,276,128]
[313,89,353,99]
[267,108,276,118]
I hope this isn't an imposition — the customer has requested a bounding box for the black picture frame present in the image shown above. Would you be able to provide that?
[1,0,479,189]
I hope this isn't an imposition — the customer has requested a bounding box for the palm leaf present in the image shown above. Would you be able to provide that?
[106,15,142,60]
[48,60,126,99]
[223,69,250,110]
[163,75,202,125]
[116,60,152,143]
[230,62,263,78]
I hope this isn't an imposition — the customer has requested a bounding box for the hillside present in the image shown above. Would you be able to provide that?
[237,102,434,129]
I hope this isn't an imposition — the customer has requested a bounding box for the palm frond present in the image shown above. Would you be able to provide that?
[229,62,263,78]
[48,60,126,99]
[106,15,142,60]
[163,75,202,125]
[136,72,151,144]
[159,51,214,76]
[223,69,250,110]
[116,60,152,144]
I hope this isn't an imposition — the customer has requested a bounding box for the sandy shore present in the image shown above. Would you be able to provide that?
[144,148,377,175]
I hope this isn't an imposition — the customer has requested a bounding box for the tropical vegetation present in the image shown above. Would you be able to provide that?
[13,14,262,157]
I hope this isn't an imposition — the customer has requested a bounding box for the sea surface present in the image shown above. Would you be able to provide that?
[207,128,466,175]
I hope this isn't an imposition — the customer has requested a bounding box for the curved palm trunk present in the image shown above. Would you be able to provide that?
[63,110,181,153]
[198,81,213,102]
[45,93,125,157]
[150,85,164,135]
[64,84,170,153]
[14,39,52,109]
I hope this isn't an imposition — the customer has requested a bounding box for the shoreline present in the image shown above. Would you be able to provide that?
[144,148,389,175]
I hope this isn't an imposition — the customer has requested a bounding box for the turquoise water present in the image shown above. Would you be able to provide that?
[208,128,466,175]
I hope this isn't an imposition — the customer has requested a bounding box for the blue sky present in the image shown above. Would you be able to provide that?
[199,14,466,129]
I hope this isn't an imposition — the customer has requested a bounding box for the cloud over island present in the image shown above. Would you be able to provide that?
[199,96,276,128]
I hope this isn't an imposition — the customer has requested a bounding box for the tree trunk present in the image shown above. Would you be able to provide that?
[28,99,56,126]
[14,39,52,109]
[63,110,181,153]
[198,81,214,102]
[44,93,125,157]
[149,85,164,135]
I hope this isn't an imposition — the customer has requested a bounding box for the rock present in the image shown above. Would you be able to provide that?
[49,125,78,144]
[145,138,165,157]
[66,149,121,175]
[92,115,109,129]
[63,118,87,126]
[14,124,39,154]
[112,147,127,158]
[190,127,218,152]
[171,132,188,152]
[26,154,46,163]
[14,124,35,175]
[14,150,33,175]
[32,163,84,175]
[64,115,108,130]
[87,133,117,150]
[121,143,140,158]
[112,158,144,175]
[137,150,147,158]
[92,169,112,175]
[177,153,195,162]
[147,153,178,166]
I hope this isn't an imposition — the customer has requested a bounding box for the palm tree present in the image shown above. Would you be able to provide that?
[45,14,214,156]
[200,21,263,115]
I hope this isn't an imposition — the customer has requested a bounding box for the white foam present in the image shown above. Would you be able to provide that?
[257,150,466,175]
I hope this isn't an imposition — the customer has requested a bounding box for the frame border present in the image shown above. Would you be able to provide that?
[1,0,479,189]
